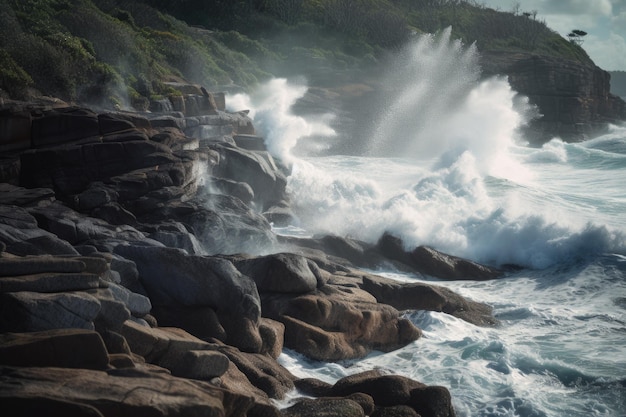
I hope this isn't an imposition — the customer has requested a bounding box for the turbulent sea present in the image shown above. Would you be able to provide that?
[228,30,626,417]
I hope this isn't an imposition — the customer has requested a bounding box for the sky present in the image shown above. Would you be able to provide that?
[478,0,626,71]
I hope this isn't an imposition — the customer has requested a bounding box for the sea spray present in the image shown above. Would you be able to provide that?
[229,32,625,269]
[229,34,626,416]
[226,78,336,165]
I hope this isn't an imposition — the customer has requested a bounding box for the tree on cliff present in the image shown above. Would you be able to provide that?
[568,29,587,45]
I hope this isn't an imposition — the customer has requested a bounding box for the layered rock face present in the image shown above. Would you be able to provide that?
[0,85,500,416]
[481,51,626,144]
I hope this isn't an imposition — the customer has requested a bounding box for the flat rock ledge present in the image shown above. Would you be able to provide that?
[0,89,501,416]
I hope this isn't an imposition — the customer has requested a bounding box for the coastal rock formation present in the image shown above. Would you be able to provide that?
[481,51,626,143]
[0,87,489,416]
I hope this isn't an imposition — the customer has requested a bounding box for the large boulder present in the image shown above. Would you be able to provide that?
[211,142,288,211]
[25,201,153,253]
[0,205,79,256]
[230,252,320,294]
[376,233,502,280]
[330,370,456,417]
[282,397,366,417]
[261,283,421,361]
[143,193,277,255]
[359,273,498,326]
[0,329,109,370]
[114,245,263,352]
[217,343,296,399]
[0,291,102,332]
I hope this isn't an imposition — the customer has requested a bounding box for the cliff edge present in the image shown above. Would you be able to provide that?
[482,51,626,144]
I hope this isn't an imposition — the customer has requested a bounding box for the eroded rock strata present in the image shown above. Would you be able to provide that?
[0,87,500,416]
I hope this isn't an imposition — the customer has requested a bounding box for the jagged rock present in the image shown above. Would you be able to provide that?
[146,194,276,255]
[108,254,140,288]
[329,370,456,417]
[0,205,80,255]
[151,305,226,342]
[218,361,282,416]
[114,246,263,352]
[0,366,244,417]
[120,320,211,363]
[148,226,206,255]
[183,94,218,117]
[217,343,296,399]
[99,329,132,356]
[230,252,319,294]
[149,127,200,152]
[258,318,285,359]
[359,273,498,326]
[0,183,55,207]
[208,177,255,205]
[277,234,383,270]
[97,113,136,134]
[294,377,334,397]
[101,128,150,143]
[158,348,231,380]
[347,393,377,415]
[261,283,421,361]
[282,397,365,417]
[1,232,79,256]
[331,370,425,406]
[19,139,183,195]
[0,329,109,369]
[211,142,287,211]
[73,182,118,211]
[27,201,148,246]
[91,202,138,226]
[376,233,502,280]
[30,106,100,148]
[262,199,298,227]
[108,353,136,369]
[234,134,266,151]
[0,291,102,332]
[92,288,133,331]
[0,204,38,229]
[409,386,456,417]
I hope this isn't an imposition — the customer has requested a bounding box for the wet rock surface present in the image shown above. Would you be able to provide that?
[0,90,495,416]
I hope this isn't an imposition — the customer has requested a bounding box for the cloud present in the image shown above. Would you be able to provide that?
[540,0,612,16]
[585,32,626,71]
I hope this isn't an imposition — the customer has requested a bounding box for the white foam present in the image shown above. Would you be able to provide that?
[227,78,335,165]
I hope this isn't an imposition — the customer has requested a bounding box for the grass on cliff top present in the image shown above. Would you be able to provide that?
[0,0,594,106]
[0,0,273,105]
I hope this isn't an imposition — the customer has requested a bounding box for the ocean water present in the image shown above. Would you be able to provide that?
[227,29,626,417]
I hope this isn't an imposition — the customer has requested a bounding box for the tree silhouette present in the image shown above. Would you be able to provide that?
[568,29,587,45]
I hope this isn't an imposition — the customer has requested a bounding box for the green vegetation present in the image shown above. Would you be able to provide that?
[0,0,593,106]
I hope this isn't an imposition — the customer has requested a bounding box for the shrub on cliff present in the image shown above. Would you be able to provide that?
[0,49,33,99]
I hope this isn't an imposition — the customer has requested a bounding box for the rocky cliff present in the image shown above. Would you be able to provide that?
[0,85,504,416]
[481,51,626,144]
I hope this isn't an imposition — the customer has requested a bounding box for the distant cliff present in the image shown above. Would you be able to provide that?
[482,51,626,144]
